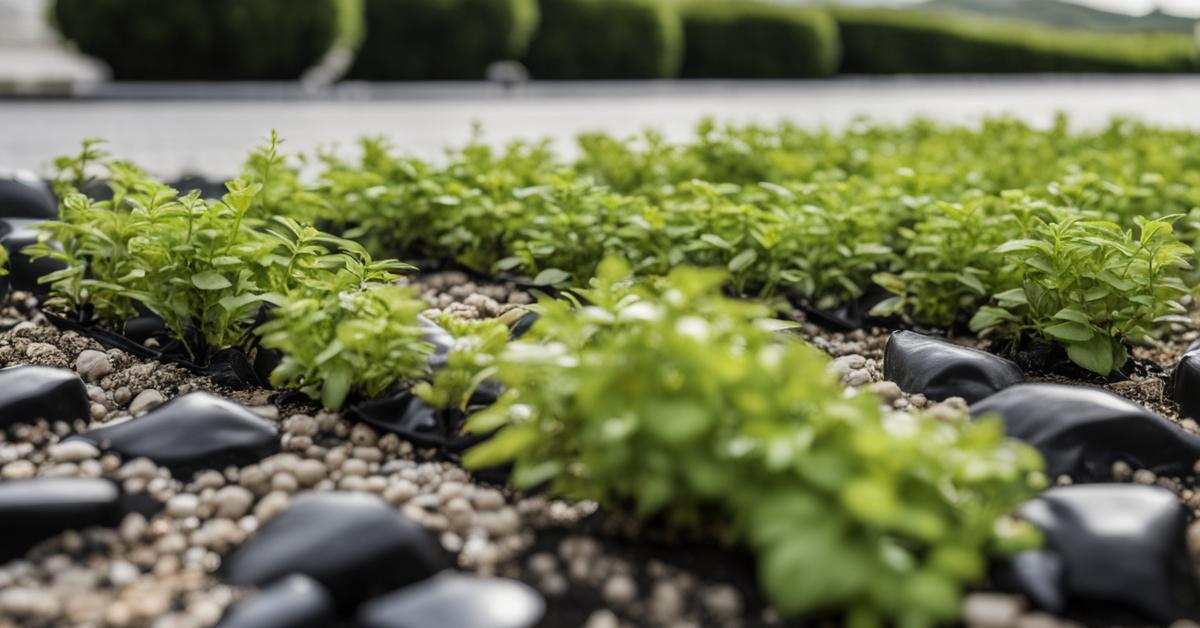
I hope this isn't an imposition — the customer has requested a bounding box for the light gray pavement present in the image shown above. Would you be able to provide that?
[3,76,1200,178]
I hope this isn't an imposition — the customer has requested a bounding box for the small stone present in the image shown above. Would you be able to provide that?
[649,580,684,624]
[472,488,506,511]
[128,389,164,414]
[293,459,326,487]
[49,440,99,463]
[845,369,871,386]
[869,380,903,403]
[284,414,319,437]
[350,423,378,447]
[829,354,866,374]
[341,458,368,477]
[2,460,35,480]
[166,494,199,519]
[114,387,132,406]
[271,473,298,493]
[961,592,1025,627]
[0,587,60,618]
[384,480,419,505]
[584,610,620,628]
[1134,469,1157,485]
[527,553,558,577]
[118,457,159,480]
[703,584,742,619]
[89,403,107,420]
[602,574,637,607]
[254,491,290,523]
[1112,461,1134,482]
[75,350,112,382]
[107,560,139,587]
[214,486,255,520]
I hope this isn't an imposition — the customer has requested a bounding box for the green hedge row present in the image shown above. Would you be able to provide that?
[53,0,340,80]
[51,0,1200,80]
[679,1,840,79]
[833,7,1200,74]
[347,0,540,80]
[524,0,683,79]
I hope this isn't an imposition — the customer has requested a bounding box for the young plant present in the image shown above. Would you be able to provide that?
[29,140,417,372]
[257,282,432,410]
[0,246,8,277]
[969,213,1193,375]
[464,258,1045,626]
[412,314,510,411]
[872,195,1027,327]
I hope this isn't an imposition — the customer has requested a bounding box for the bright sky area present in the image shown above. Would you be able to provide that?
[1063,0,1200,16]
[850,0,1200,17]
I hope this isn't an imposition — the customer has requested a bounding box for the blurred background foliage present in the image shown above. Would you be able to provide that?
[47,0,1200,80]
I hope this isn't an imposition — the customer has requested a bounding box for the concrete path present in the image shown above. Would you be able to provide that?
[3,76,1200,178]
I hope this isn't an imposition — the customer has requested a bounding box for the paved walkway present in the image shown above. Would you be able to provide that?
[4,76,1200,177]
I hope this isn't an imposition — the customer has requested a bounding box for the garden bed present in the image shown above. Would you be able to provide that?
[0,279,1194,628]
[3,117,1200,627]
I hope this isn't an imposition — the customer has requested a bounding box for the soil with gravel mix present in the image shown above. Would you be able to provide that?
[0,271,1197,628]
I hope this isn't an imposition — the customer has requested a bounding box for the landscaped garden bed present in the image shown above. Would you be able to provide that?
[1,117,1200,627]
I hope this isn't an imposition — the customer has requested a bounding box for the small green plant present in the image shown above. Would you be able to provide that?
[257,282,432,410]
[969,213,1193,375]
[413,314,510,411]
[464,258,1046,626]
[0,246,8,277]
[872,196,1027,327]
[29,138,421,393]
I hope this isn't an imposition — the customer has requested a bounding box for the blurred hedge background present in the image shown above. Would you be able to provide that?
[49,0,1200,80]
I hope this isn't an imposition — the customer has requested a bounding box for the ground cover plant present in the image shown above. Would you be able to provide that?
[460,258,1046,626]
[292,117,1199,375]
[27,139,431,409]
[20,116,1200,625]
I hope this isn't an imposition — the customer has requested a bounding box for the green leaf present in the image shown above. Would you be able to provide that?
[968,306,1014,332]
[531,268,570,286]
[191,271,231,290]
[993,288,1029,306]
[1066,335,1116,375]
[728,249,758,272]
[1043,321,1094,342]
[700,234,733,250]
[955,273,986,295]
[320,364,354,410]
[1051,308,1091,325]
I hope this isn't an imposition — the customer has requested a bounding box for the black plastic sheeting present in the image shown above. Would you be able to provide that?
[1171,339,1200,421]
[884,330,1024,404]
[999,484,1200,624]
[971,383,1200,481]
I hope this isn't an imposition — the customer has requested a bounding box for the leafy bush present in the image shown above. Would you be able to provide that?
[257,282,431,409]
[29,140,423,407]
[523,0,683,79]
[346,0,539,80]
[464,258,1045,625]
[678,1,839,78]
[970,213,1193,375]
[872,195,1027,328]
[52,0,340,80]
[832,7,1199,74]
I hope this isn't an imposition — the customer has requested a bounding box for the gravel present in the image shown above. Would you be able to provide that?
[0,276,1197,627]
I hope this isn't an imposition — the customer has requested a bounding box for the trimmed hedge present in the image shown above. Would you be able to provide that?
[52,0,339,80]
[833,8,1200,74]
[346,0,539,80]
[524,0,683,79]
[679,2,839,78]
